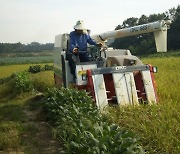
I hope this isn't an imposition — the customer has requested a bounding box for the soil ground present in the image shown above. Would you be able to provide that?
[0,94,64,154]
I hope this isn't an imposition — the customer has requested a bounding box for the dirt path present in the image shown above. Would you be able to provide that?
[21,100,64,154]
[0,93,64,154]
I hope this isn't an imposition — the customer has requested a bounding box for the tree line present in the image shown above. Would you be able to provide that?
[111,5,180,55]
[0,42,54,53]
[0,5,179,54]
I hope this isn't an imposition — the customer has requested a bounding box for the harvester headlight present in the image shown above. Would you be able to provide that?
[152,66,158,73]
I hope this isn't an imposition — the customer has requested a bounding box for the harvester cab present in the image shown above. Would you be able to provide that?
[54,20,171,109]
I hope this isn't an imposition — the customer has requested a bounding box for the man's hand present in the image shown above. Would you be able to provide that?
[73,48,78,54]
[96,42,103,47]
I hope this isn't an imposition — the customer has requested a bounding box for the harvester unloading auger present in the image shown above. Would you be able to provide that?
[54,20,171,109]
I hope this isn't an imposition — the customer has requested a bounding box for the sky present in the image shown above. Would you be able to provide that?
[0,0,179,44]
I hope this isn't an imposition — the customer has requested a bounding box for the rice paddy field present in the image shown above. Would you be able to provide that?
[0,52,179,153]
[0,56,53,65]
[108,57,180,153]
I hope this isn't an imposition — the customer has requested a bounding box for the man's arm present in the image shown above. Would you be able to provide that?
[87,35,97,46]
[69,32,76,53]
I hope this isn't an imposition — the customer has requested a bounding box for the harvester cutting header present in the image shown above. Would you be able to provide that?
[54,20,171,109]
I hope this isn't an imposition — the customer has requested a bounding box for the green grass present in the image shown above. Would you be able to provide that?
[29,71,54,92]
[0,64,55,152]
[0,56,53,65]
[139,50,180,58]
[108,57,180,154]
[0,63,52,79]
[0,51,53,58]
[142,57,180,101]
[0,121,23,151]
[0,94,26,151]
[0,64,54,100]
[0,55,179,153]
[0,93,33,151]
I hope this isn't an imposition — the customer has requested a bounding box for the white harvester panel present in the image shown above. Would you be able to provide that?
[141,70,157,104]
[92,74,108,109]
[76,64,97,85]
[113,73,129,105]
[124,73,139,105]
[88,65,158,108]
[113,72,138,106]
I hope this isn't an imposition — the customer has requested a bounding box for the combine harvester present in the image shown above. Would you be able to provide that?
[54,20,171,109]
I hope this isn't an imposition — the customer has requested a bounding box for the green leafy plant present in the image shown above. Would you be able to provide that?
[13,71,33,93]
[43,88,144,153]
[28,65,41,73]
[28,64,53,73]
[44,64,53,71]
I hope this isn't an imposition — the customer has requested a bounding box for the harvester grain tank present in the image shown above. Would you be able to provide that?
[54,20,171,109]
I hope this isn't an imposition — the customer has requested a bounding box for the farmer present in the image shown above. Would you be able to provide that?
[68,20,102,79]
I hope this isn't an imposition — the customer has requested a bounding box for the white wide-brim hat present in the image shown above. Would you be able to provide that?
[74,20,87,30]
